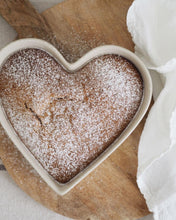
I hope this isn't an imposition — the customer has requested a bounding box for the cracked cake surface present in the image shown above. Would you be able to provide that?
[0,48,143,183]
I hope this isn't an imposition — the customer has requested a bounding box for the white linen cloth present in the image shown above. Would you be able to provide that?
[127,0,176,219]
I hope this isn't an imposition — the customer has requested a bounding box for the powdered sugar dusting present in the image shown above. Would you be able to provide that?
[0,49,143,183]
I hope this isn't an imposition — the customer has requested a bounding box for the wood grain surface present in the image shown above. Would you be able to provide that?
[0,0,58,47]
[0,0,149,219]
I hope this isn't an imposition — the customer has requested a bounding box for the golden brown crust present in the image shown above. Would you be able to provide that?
[0,49,143,183]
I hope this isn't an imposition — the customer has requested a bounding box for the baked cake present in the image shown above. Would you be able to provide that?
[0,48,143,183]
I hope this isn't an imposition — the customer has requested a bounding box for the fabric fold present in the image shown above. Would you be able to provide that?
[127,0,176,219]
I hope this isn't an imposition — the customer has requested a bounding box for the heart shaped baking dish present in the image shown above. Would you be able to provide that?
[0,39,152,195]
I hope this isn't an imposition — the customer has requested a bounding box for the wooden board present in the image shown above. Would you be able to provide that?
[0,0,150,219]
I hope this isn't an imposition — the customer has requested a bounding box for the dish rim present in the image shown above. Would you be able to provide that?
[0,38,152,195]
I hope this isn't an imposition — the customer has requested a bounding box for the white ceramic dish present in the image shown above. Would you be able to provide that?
[0,38,152,195]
